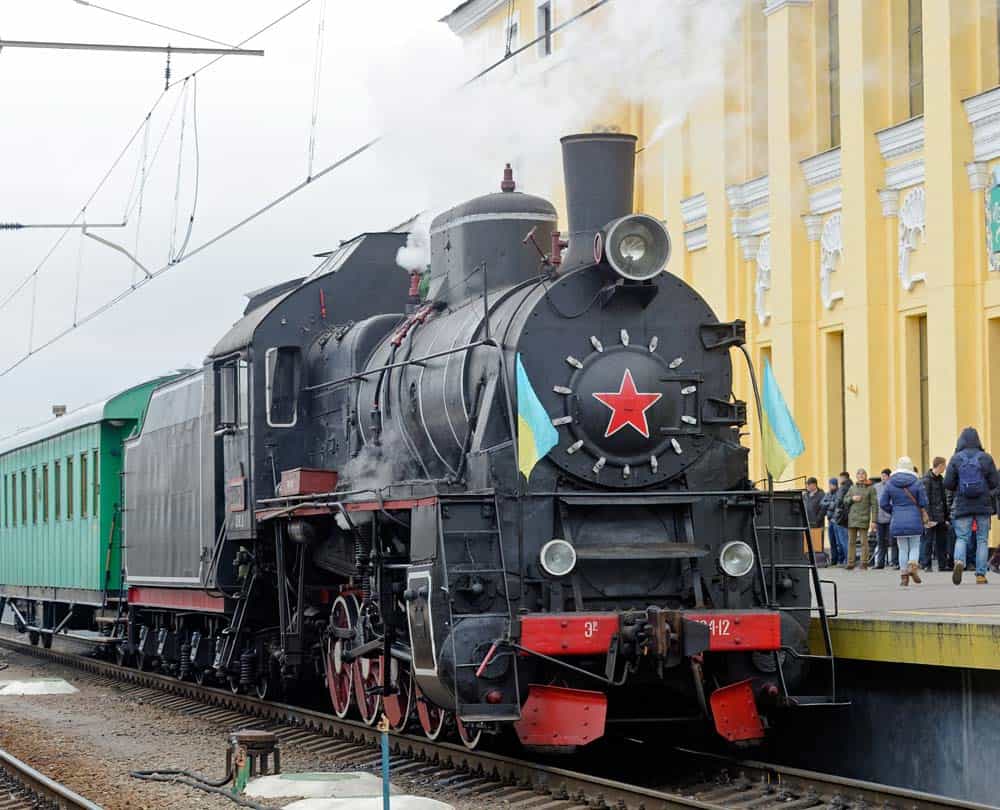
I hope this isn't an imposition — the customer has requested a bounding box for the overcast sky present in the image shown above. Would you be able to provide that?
[0,0,466,435]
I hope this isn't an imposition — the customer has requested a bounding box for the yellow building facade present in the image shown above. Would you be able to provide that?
[445,0,1000,486]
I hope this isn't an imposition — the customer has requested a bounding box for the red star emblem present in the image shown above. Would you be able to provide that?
[592,369,662,438]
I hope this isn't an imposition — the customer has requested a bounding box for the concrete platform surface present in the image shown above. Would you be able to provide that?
[284,799,453,810]
[245,772,397,799]
[807,567,1000,669]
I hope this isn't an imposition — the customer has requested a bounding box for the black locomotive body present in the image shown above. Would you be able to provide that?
[103,133,834,750]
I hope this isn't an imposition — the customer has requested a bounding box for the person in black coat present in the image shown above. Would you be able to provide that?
[920,457,950,572]
[944,427,1000,584]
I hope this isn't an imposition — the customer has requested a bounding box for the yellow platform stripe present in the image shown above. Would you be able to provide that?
[809,617,1000,670]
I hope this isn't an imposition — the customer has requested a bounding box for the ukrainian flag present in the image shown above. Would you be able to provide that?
[761,359,805,479]
[516,354,559,481]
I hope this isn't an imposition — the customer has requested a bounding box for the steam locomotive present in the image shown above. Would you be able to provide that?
[3,133,834,751]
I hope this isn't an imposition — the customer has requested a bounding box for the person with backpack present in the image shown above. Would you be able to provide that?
[879,456,930,586]
[944,427,1000,584]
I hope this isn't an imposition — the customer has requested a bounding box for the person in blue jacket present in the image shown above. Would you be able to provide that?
[879,456,929,587]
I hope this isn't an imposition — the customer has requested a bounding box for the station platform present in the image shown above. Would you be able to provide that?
[807,566,1000,669]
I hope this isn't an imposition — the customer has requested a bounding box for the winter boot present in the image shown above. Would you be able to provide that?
[900,571,910,586]
[908,562,922,584]
[977,574,988,585]
[953,561,965,585]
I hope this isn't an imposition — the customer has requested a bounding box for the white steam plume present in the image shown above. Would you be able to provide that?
[395,212,432,272]
[366,0,743,215]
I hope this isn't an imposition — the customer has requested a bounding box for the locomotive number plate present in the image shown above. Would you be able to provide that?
[685,611,781,652]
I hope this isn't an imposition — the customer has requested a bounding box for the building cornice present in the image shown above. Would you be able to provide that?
[808,186,842,216]
[884,159,925,191]
[800,147,841,187]
[963,86,1000,162]
[876,116,925,160]
[726,175,769,213]
[680,192,708,252]
[441,0,507,34]
[762,0,813,15]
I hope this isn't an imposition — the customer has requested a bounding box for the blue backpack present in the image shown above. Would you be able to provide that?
[958,453,987,498]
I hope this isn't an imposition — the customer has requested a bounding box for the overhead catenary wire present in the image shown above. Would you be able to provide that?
[306,0,328,180]
[72,0,241,49]
[168,79,191,263]
[0,0,614,380]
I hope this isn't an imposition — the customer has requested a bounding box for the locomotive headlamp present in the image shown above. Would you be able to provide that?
[539,539,577,578]
[600,214,671,282]
[719,541,755,578]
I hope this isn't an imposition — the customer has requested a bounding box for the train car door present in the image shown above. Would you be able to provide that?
[216,356,253,539]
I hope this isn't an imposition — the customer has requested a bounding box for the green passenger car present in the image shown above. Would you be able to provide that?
[0,378,172,611]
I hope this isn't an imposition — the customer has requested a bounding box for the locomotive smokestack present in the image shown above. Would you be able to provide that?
[560,132,637,272]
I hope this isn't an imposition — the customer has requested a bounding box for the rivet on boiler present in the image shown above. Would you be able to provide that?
[592,457,607,473]
[566,355,583,369]
[671,438,683,455]
[650,455,659,472]
[620,329,630,346]
[622,464,631,479]
[681,415,697,425]
[648,336,659,352]
[552,416,573,426]
[553,385,572,395]
[567,440,584,454]
[590,336,604,352]
[669,356,684,369]
[681,385,696,395]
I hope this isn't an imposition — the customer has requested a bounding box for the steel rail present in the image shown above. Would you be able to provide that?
[0,634,988,810]
[0,746,104,809]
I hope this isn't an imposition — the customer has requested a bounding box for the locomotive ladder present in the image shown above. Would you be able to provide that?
[750,498,846,708]
[439,495,521,723]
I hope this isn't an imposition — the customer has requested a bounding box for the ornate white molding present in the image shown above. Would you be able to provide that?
[820,214,845,310]
[878,188,900,218]
[876,117,925,160]
[726,175,769,212]
[801,147,842,187]
[963,86,1000,162]
[803,214,823,242]
[808,186,843,216]
[681,192,708,252]
[739,234,761,261]
[754,235,772,326]
[898,187,927,291]
[441,0,507,33]
[763,0,812,15]
[885,159,925,191]
[684,225,708,252]
[968,161,990,192]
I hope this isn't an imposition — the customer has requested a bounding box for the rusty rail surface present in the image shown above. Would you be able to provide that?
[0,746,104,810]
[0,634,988,810]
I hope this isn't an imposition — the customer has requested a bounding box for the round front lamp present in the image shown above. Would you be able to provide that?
[719,541,755,577]
[539,539,577,578]
[601,214,671,281]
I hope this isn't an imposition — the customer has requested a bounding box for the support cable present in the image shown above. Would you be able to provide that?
[73,212,86,325]
[173,75,201,261]
[72,0,241,49]
[130,114,151,286]
[168,79,191,263]
[306,0,328,180]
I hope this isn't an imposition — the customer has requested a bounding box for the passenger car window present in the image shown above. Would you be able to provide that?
[266,347,301,428]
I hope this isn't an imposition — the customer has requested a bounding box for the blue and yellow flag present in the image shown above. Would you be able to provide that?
[761,359,804,479]
[516,354,559,481]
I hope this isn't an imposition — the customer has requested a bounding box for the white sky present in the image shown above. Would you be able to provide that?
[0,0,464,434]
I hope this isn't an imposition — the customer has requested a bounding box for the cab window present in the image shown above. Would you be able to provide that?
[265,347,301,427]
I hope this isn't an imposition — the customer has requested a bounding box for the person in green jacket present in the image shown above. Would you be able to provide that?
[845,468,879,570]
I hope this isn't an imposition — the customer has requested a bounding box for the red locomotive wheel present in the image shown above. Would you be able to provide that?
[456,717,482,750]
[326,594,359,719]
[382,657,414,732]
[354,655,383,727]
[415,686,446,741]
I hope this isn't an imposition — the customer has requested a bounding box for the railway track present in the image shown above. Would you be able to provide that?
[0,634,989,810]
[0,746,103,810]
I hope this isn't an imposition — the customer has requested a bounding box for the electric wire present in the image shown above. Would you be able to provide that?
[130,116,152,286]
[0,0,613,380]
[306,0,328,180]
[168,79,191,263]
[72,0,240,49]
[173,75,201,261]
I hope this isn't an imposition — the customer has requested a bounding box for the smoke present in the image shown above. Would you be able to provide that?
[365,0,743,215]
[339,423,413,490]
[395,212,432,272]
